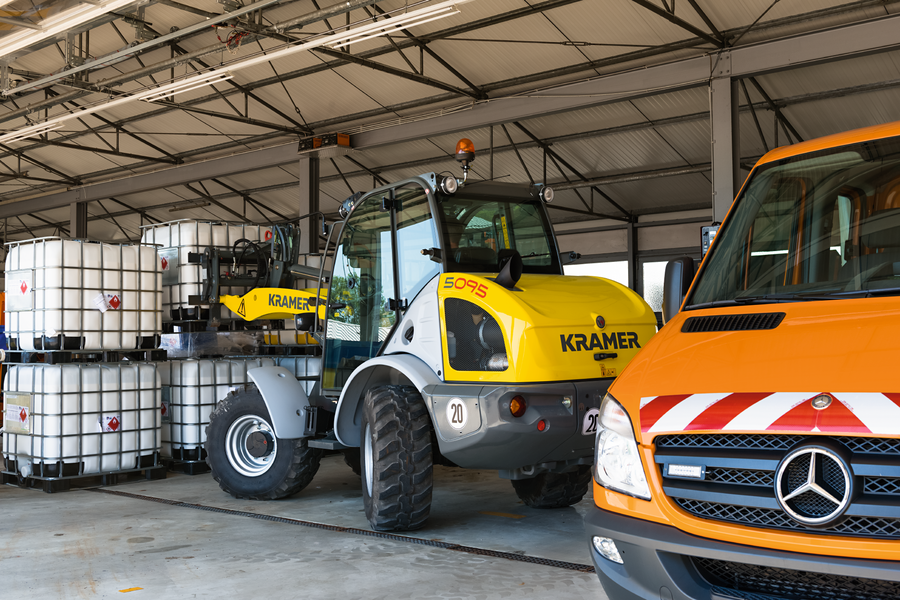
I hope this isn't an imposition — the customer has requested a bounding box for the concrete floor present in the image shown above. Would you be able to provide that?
[0,454,608,599]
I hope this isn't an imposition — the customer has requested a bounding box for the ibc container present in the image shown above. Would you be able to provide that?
[274,356,321,396]
[139,220,272,322]
[158,357,274,458]
[4,238,162,351]
[263,320,317,347]
[2,363,161,478]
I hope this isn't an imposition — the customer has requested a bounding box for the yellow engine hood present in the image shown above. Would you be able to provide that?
[438,273,656,383]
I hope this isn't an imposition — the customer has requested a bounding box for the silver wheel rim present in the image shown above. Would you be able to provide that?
[364,422,374,497]
[225,414,277,477]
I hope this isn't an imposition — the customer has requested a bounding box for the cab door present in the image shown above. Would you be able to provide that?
[322,183,440,390]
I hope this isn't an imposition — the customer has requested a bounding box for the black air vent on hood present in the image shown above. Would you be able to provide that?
[682,313,786,333]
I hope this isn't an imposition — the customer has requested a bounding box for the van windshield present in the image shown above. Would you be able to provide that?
[687,136,900,308]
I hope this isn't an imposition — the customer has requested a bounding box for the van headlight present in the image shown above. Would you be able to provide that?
[594,394,651,500]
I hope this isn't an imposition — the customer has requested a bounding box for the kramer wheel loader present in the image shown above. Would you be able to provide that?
[200,139,657,531]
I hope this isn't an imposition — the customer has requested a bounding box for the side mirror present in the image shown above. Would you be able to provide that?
[662,257,695,325]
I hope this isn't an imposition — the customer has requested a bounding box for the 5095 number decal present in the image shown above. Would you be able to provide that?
[443,275,488,298]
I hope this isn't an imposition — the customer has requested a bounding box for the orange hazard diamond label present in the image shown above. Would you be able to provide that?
[108,295,121,310]
[160,256,169,270]
[19,280,28,294]
[19,407,27,422]
[109,417,120,431]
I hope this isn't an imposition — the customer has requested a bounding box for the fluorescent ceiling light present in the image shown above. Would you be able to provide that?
[0,121,63,144]
[0,0,139,59]
[0,0,470,144]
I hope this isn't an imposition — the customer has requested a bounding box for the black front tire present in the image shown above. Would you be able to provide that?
[361,385,433,531]
[205,386,324,500]
[511,465,592,508]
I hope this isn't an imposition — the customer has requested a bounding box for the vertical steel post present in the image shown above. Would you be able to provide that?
[710,52,740,223]
[70,202,88,238]
[298,155,320,255]
[627,219,637,292]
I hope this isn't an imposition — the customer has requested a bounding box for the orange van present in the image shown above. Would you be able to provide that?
[585,121,900,600]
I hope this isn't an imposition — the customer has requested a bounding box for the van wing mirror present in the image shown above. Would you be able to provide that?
[662,257,695,325]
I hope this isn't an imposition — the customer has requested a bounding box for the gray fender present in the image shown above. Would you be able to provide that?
[248,366,313,439]
[334,354,441,447]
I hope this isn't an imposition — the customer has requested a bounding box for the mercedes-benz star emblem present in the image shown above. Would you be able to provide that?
[811,394,833,410]
[775,446,852,526]
[596,315,606,329]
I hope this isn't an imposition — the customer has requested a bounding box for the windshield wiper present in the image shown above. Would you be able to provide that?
[823,286,900,299]
[686,291,845,310]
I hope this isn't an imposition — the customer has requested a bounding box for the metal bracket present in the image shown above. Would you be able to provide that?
[710,51,732,78]
[389,298,409,311]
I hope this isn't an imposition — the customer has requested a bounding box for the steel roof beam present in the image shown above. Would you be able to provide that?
[351,12,900,148]
[313,46,482,99]
[37,139,179,164]
[4,9,900,217]
[630,0,723,47]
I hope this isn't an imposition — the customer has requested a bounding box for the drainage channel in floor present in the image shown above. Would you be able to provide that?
[89,487,596,574]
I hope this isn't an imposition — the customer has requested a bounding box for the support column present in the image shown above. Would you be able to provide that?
[626,219,637,292]
[710,60,740,223]
[298,155,320,255]
[69,202,88,238]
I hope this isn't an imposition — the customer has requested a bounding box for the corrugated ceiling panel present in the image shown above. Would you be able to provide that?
[630,87,710,121]
[552,129,689,175]
[429,13,591,87]
[781,88,900,143]
[517,102,647,142]
[702,0,874,35]
[602,172,712,214]
[651,118,711,164]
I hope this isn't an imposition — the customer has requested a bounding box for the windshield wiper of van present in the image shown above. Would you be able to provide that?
[686,291,845,310]
[825,286,900,299]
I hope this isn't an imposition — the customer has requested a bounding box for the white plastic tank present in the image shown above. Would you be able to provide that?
[2,363,161,478]
[4,238,162,351]
[274,356,321,396]
[158,357,275,458]
[139,221,272,321]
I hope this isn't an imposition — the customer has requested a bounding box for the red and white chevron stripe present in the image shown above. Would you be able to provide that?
[639,392,900,436]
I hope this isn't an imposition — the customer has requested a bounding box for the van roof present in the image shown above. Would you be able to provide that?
[758,120,900,166]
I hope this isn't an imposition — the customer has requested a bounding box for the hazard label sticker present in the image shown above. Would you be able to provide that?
[237,298,246,317]
[158,248,178,285]
[99,415,122,432]
[161,401,170,423]
[7,270,33,311]
[94,293,122,313]
[5,394,33,434]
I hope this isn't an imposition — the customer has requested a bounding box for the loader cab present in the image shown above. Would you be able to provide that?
[321,176,560,390]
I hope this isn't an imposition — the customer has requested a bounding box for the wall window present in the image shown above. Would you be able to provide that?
[564,261,628,287]
[641,261,669,313]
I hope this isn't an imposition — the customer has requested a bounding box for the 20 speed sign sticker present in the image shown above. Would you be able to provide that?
[446,398,468,430]
[582,408,600,435]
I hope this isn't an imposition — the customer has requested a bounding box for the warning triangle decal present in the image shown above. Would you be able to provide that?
[238,299,246,317]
